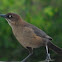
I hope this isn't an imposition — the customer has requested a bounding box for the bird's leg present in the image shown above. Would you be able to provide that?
[45,45,52,62]
[21,47,33,62]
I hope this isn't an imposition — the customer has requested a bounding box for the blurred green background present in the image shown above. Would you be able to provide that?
[0,0,62,62]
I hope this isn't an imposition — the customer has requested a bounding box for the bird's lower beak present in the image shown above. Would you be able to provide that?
[0,14,6,18]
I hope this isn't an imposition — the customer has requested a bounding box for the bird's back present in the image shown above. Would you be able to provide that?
[23,22,52,40]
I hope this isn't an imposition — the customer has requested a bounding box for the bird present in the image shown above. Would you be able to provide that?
[0,13,62,62]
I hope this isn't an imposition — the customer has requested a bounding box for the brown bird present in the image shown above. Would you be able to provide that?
[0,13,62,62]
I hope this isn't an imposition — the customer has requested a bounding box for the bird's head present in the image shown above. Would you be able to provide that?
[0,13,22,26]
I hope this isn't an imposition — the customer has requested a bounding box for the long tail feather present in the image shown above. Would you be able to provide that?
[47,41,62,55]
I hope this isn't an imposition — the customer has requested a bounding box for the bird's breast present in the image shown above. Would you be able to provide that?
[12,26,46,48]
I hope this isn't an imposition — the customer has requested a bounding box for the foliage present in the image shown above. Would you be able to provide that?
[0,0,62,62]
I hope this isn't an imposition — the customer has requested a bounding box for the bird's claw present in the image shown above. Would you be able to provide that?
[45,53,54,62]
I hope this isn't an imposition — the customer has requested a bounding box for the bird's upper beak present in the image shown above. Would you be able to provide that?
[0,14,7,18]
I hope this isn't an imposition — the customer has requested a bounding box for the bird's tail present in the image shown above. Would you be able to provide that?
[47,41,62,55]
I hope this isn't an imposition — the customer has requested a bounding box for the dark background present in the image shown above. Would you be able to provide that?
[0,0,62,62]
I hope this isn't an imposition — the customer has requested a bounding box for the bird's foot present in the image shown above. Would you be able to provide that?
[45,59,54,62]
[45,53,54,62]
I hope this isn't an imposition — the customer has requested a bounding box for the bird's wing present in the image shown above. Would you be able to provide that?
[24,22,52,40]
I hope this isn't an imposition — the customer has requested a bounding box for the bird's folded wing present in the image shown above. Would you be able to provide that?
[24,22,52,40]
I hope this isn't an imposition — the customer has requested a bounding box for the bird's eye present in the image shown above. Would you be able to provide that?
[8,15,12,18]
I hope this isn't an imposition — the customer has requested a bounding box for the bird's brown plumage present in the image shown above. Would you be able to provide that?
[0,13,62,55]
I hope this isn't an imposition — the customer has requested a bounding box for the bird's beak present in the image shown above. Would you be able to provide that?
[0,14,6,18]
